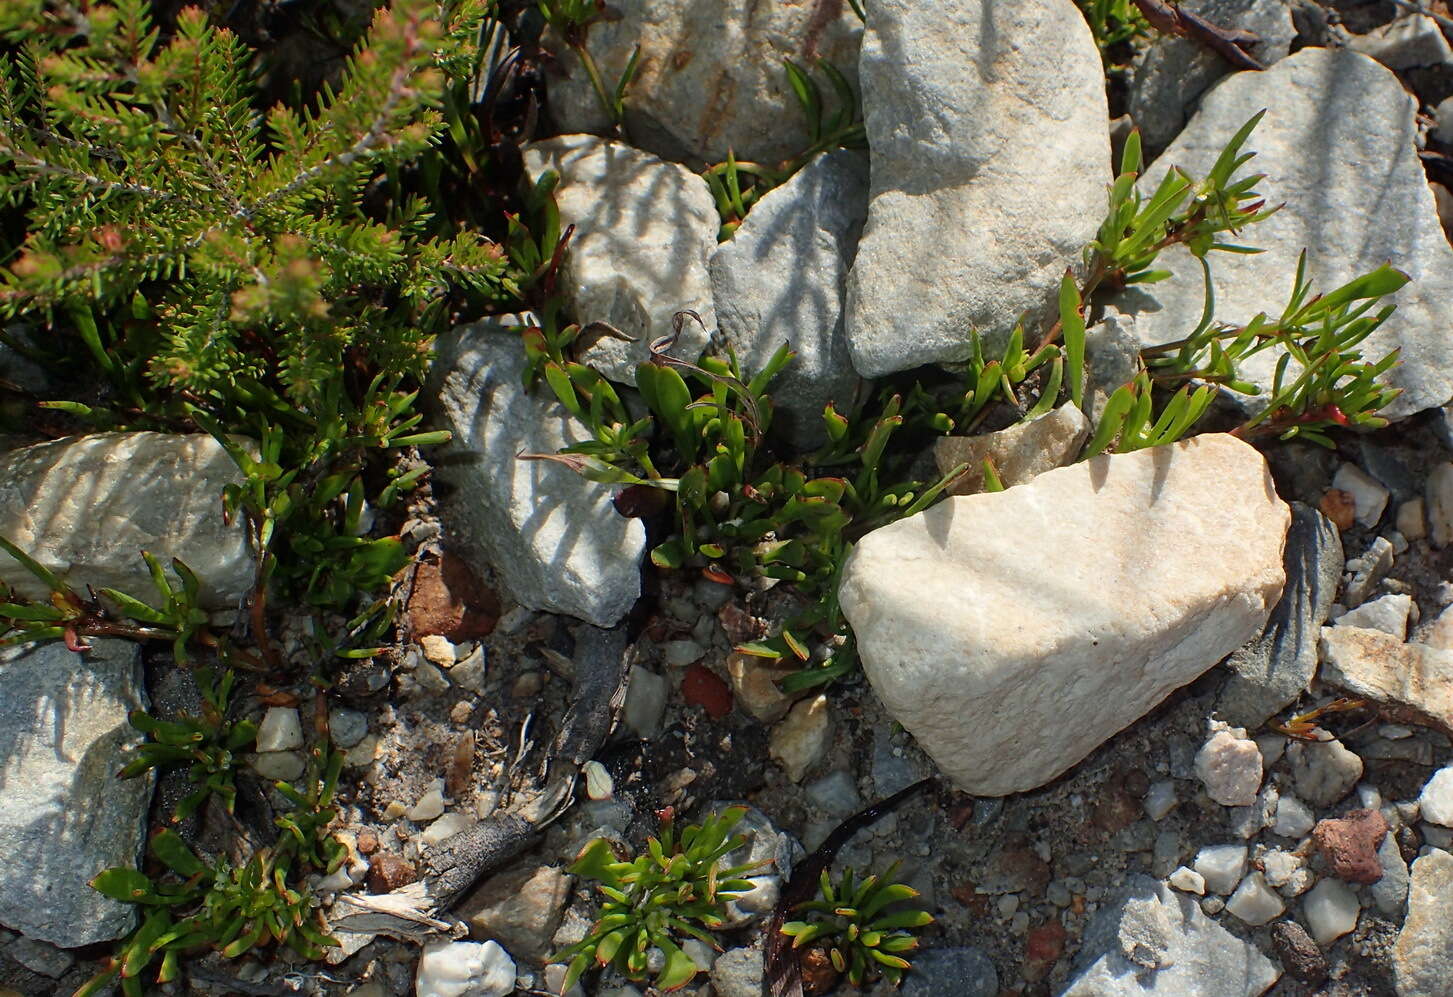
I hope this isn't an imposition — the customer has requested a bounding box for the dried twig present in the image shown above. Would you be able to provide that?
[1131,0,1266,70]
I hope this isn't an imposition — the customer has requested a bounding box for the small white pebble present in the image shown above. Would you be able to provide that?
[256,707,304,753]
[1144,780,1178,821]
[420,634,456,667]
[1225,871,1285,926]
[1303,878,1359,946]
[1168,866,1206,895]
[583,760,614,801]
[408,782,446,822]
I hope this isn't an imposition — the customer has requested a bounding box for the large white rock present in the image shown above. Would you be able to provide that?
[429,320,646,627]
[1122,48,1453,419]
[523,135,718,384]
[709,150,868,448]
[839,434,1288,795]
[0,639,151,947]
[844,0,1108,377]
[1318,626,1453,732]
[544,0,863,165]
[0,432,251,608]
[1394,849,1453,997]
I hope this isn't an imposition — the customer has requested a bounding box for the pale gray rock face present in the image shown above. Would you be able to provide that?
[522,135,717,385]
[429,320,646,627]
[1063,877,1281,996]
[1394,849,1453,997]
[1128,0,1295,155]
[1216,502,1342,727]
[933,403,1088,496]
[0,432,251,609]
[1319,626,1453,731]
[839,434,1289,795]
[709,150,868,448]
[1122,48,1453,419]
[844,0,1109,377]
[0,639,151,947]
[1347,14,1453,71]
[544,0,862,166]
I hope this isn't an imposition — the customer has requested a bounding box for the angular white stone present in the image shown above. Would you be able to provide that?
[429,321,646,627]
[1225,871,1285,926]
[1420,766,1453,827]
[1332,463,1390,527]
[1319,626,1453,732]
[522,136,717,384]
[770,694,831,783]
[933,403,1089,496]
[1272,795,1316,838]
[1123,48,1453,419]
[1304,878,1359,946]
[0,640,150,947]
[0,432,251,608]
[1427,462,1453,547]
[544,1,862,165]
[1331,593,1413,640]
[1347,14,1453,70]
[1194,844,1249,896]
[256,707,303,753]
[416,939,515,997]
[844,0,1108,376]
[839,435,1288,795]
[1287,735,1363,808]
[1169,866,1207,895]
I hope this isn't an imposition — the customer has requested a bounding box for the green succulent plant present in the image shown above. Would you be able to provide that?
[553,806,767,992]
[780,861,933,987]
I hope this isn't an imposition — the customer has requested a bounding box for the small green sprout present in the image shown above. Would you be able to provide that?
[780,862,934,987]
[553,806,767,992]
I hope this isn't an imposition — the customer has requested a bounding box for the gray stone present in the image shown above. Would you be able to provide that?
[804,769,861,818]
[844,0,1108,377]
[1217,502,1342,726]
[709,945,764,997]
[623,666,668,738]
[462,865,572,962]
[1122,48,1453,419]
[901,946,998,997]
[1194,843,1248,895]
[839,435,1288,795]
[1347,14,1453,70]
[1319,626,1453,732]
[0,432,251,608]
[1084,310,1143,428]
[1372,830,1410,915]
[1128,0,1295,154]
[1428,462,1453,547]
[522,136,716,384]
[709,150,868,448]
[1272,794,1316,839]
[1394,849,1453,996]
[0,639,151,946]
[1436,95,1453,145]
[933,403,1088,496]
[1343,536,1395,608]
[329,707,368,750]
[1063,876,1280,995]
[1287,736,1363,808]
[718,805,798,927]
[543,1,861,166]
[1224,871,1285,926]
[429,321,645,626]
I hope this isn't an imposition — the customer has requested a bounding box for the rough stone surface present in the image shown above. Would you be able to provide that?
[544,1,862,165]
[1287,736,1363,807]
[0,639,151,947]
[462,865,572,962]
[1271,920,1327,985]
[933,403,1089,496]
[769,694,831,783]
[522,136,717,384]
[415,939,515,997]
[1123,48,1453,419]
[708,150,868,447]
[839,435,1288,795]
[1194,844,1248,896]
[1371,832,1410,915]
[1347,13,1453,70]
[1084,310,1142,428]
[1332,463,1389,527]
[1062,877,1280,996]
[429,321,645,627]
[1128,0,1295,154]
[1311,808,1389,884]
[0,432,251,608]
[1217,502,1341,726]
[1331,593,1413,640]
[1194,726,1263,806]
[1224,871,1284,926]
[710,945,764,997]
[844,0,1108,376]
[901,946,998,997]
[1319,626,1453,732]
[1421,765,1453,826]
[1428,462,1453,547]
[1393,849,1453,996]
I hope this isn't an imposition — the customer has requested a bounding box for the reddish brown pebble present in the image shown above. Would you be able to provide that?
[367,853,418,893]
[446,731,475,798]
[1022,920,1068,982]
[1312,808,1388,884]
[799,946,839,995]
[406,551,500,641]
[356,829,378,855]
[1090,787,1141,836]
[1319,488,1357,531]
[681,664,733,718]
[948,797,975,830]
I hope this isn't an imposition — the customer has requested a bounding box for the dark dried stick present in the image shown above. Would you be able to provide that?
[1132,0,1266,70]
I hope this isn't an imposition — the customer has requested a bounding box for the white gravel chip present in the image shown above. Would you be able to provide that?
[1332,463,1390,527]
[1225,871,1285,926]
[1419,765,1453,827]
[256,707,303,753]
[1195,726,1264,806]
[1304,878,1360,946]
[1168,866,1206,895]
[1194,844,1249,896]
